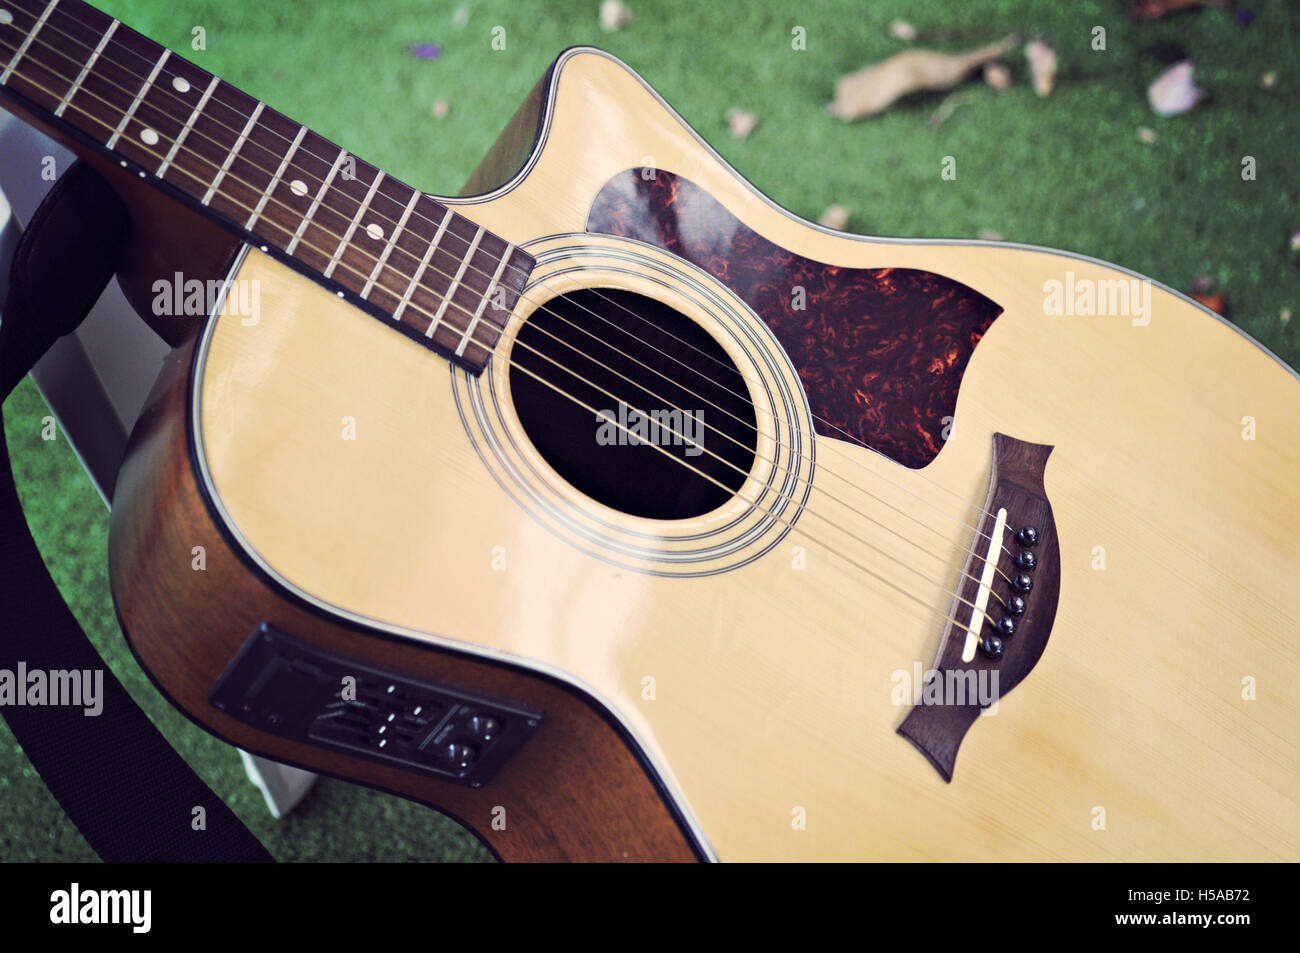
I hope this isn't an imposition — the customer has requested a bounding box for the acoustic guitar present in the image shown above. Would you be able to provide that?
[3,0,1297,861]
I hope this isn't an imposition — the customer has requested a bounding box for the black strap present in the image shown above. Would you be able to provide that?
[0,161,273,862]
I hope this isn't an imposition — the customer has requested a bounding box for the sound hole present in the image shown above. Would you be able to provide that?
[509,289,758,520]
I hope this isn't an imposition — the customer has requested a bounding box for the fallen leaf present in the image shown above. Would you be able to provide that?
[1260,71,1277,89]
[889,20,918,42]
[978,228,1003,241]
[829,35,1020,120]
[1129,0,1229,21]
[727,108,758,140]
[983,62,1011,91]
[1280,308,1292,325]
[600,0,632,33]
[1138,126,1157,143]
[926,90,976,129]
[1190,275,1228,315]
[431,98,450,119]
[1025,40,1057,98]
[452,4,469,28]
[1148,61,1204,116]
[819,205,850,230]
[1191,291,1228,315]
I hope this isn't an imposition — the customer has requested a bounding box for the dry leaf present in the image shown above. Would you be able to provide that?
[600,0,632,33]
[726,108,758,141]
[983,63,1011,91]
[1190,275,1228,315]
[1148,61,1204,116]
[431,98,450,119]
[1260,71,1277,89]
[1138,126,1157,143]
[452,4,469,28]
[1191,291,1229,315]
[978,228,1003,242]
[828,34,1020,120]
[1025,40,1057,98]
[1280,308,1292,325]
[1129,0,1229,22]
[926,91,976,129]
[819,205,850,230]
[889,20,918,42]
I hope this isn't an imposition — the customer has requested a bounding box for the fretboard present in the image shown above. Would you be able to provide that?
[0,0,532,372]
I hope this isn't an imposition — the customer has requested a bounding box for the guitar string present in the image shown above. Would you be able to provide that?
[5,3,1021,563]
[0,37,1022,640]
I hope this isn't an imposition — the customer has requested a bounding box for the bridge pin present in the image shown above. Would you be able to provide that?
[1016,525,1039,547]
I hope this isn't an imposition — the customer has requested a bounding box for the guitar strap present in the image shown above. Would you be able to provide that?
[0,160,272,862]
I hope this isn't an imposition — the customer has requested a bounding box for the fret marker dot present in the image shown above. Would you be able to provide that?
[140,128,160,146]
[0,11,12,27]
[172,76,191,93]
[289,179,309,197]
[365,223,384,241]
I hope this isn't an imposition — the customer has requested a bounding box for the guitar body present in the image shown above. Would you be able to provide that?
[108,48,1300,861]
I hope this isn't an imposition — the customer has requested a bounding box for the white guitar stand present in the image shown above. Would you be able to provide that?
[0,111,317,821]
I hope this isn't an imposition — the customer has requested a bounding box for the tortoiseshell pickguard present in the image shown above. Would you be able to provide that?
[585,171,1003,469]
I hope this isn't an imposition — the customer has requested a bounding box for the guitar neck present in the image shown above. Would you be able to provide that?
[0,0,531,371]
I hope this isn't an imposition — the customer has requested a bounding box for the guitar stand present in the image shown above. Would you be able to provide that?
[0,126,311,851]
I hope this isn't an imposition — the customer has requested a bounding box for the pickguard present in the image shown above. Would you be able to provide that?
[586,171,1003,469]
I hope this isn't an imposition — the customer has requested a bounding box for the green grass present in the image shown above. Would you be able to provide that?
[3,0,1297,861]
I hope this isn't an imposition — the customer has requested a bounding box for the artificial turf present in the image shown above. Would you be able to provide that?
[2,0,1297,861]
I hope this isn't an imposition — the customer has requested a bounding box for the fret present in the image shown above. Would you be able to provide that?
[243,123,304,230]
[360,190,447,315]
[107,31,211,176]
[393,207,452,322]
[427,226,483,338]
[58,10,150,149]
[455,245,513,357]
[0,7,64,115]
[105,46,168,149]
[361,187,420,300]
[53,16,114,116]
[0,0,56,85]
[323,170,385,279]
[157,73,218,177]
[341,173,413,282]
[203,101,263,205]
[285,145,348,256]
